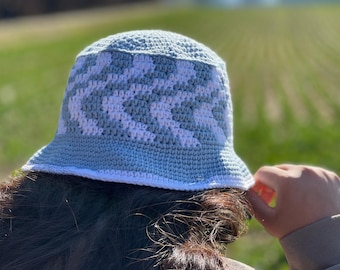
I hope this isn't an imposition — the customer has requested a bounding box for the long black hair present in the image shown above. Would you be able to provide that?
[0,171,252,270]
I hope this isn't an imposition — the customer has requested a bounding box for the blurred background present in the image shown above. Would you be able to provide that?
[0,0,339,18]
[1,0,340,268]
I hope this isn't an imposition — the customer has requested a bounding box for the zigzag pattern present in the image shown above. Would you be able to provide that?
[58,50,231,148]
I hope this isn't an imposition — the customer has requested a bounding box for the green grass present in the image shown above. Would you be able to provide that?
[1,3,340,269]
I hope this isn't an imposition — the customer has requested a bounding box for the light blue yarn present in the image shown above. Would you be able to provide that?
[22,30,254,190]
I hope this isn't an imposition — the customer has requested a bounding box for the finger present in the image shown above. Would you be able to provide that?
[247,190,275,224]
[254,166,288,191]
[275,164,296,170]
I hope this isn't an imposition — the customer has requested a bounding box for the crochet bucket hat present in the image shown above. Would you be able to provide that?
[22,30,254,191]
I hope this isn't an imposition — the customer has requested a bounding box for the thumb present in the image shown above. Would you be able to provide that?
[247,189,275,226]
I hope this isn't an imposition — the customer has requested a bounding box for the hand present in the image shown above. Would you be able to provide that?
[247,164,340,239]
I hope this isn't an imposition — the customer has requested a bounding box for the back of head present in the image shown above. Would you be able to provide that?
[0,172,251,270]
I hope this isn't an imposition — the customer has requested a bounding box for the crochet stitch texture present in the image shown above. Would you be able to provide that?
[23,30,254,190]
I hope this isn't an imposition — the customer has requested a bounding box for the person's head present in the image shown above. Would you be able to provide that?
[1,30,254,269]
[0,172,251,269]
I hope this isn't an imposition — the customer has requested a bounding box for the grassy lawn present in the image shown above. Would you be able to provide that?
[1,3,340,269]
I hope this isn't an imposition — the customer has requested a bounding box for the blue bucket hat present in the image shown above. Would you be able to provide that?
[22,30,253,191]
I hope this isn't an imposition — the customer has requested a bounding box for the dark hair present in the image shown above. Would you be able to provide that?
[0,171,252,270]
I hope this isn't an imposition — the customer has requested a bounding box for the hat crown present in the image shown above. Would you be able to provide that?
[78,30,226,67]
[57,30,232,148]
